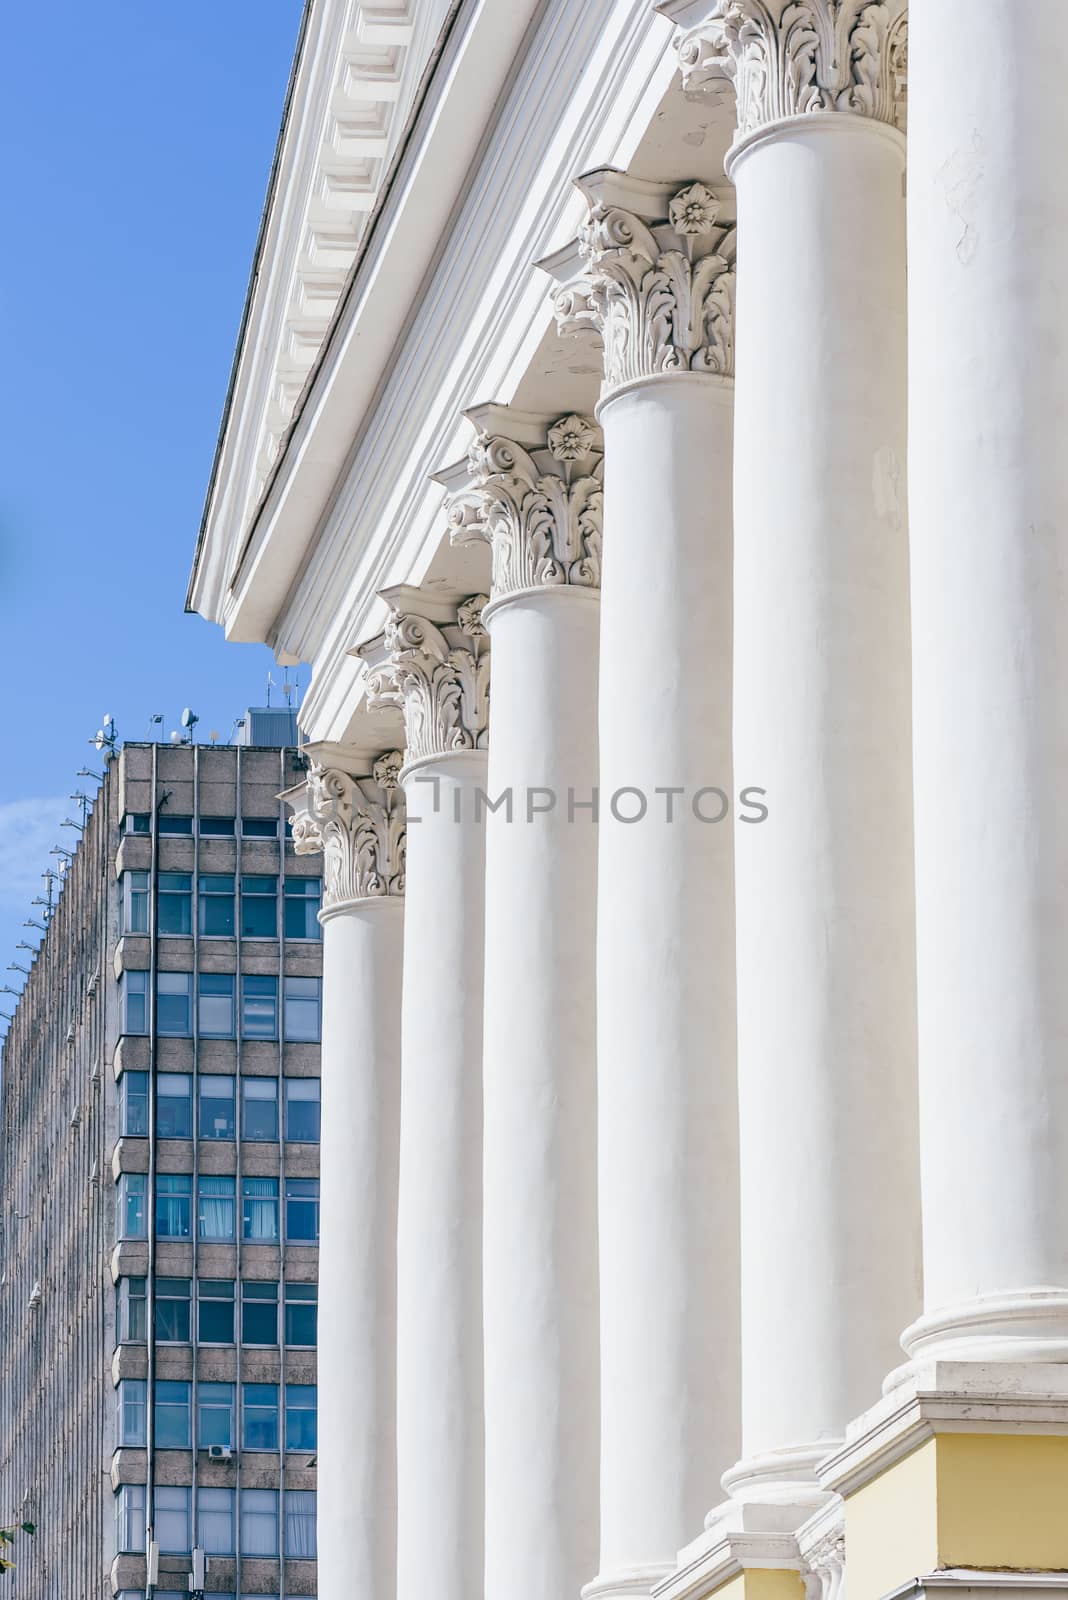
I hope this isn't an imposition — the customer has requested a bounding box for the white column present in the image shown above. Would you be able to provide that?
[900,1,1068,1364]
[286,757,405,1599]
[556,174,741,1597]
[361,595,490,1600]
[674,0,919,1507]
[449,409,601,1600]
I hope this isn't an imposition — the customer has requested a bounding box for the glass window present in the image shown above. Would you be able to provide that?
[121,970,148,1036]
[242,1077,278,1141]
[284,977,321,1042]
[155,1379,191,1448]
[284,1282,317,1348]
[241,974,278,1038]
[284,1078,321,1143]
[242,1177,279,1242]
[117,1378,146,1446]
[242,1280,278,1346]
[156,1072,192,1138]
[154,1485,191,1553]
[200,816,234,837]
[156,1173,192,1238]
[198,1487,235,1556]
[116,1483,146,1553]
[285,1489,317,1559]
[155,1277,191,1342]
[198,1175,235,1241]
[285,1179,320,1242]
[120,1276,146,1342]
[121,1071,149,1137]
[119,1173,146,1239]
[122,870,149,934]
[157,872,192,935]
[199,873,235,936]
[242,1383,279,1450]
[285,1384,317,1452]
[197,1382,235,1449]
[123,812,150,836]
[198,1279,235,1344]
[241,875,278,937]
[156,972,192,1037]
[242,817,278,838]
[240,1487,279,1556]
[198,973,235,1037]
[157,814,193,836]
[199,1074,235,1139]
[283,877,322,939]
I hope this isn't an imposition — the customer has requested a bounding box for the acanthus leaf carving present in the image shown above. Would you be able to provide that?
[554,181,736,394]
[365,597,491,766]
[454,417,604,601]
[675,1,908,139]
[288,761,406,911]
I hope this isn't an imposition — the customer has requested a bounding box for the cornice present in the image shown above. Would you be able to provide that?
[542,169,737,395]
[663,1,908,144]
[189,0,455,623]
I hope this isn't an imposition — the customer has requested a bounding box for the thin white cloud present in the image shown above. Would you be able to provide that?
[0,795,72,911]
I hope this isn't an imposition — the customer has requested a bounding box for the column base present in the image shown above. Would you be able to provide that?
[583,1565,677,1600]
[896,1289,1068,1371]
[821,1361,1068,1600]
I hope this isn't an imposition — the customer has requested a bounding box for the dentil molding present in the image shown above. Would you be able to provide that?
[362,595,491,766]
[288,755,406,910]
[544,170,736,394]
[668,0,908,139]
[444,407,604,600]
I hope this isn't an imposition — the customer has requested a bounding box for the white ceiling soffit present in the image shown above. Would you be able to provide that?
[189,0,453,623]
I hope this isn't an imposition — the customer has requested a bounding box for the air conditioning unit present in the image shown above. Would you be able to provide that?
[206,1444,232,1462]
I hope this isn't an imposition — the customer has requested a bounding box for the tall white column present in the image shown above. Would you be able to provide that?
[553,173,741,1598]
[286,757,405,1600]
[673,0,920,1510]
[448,408,601,1600]
[901,0,1068,1364]
[361,594,491,1600]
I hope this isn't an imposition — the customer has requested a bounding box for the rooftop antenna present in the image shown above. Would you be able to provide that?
[282,669,295,706]
[7,962,29,978]
[92,713,118,757]
[15,943,36,957]
[208,730,220,745]
[266,671,276,708]
[181,707,199,744]
[1,986,23,999]
[49,845,73,863]
[77,765,103,784]
[22,918,46,934]
[148,713,164,741]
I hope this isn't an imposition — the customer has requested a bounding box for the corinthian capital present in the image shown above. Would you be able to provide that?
[441,407,604,603]
[283,756,405,913]
[669,0,908,140]
[361,594,491,767]
[541,171,736,395]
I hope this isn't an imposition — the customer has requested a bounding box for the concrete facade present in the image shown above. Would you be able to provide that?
[0,739,321,1600]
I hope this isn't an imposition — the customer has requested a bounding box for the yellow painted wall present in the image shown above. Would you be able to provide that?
[845,1431,1068,1600]
[845,1437,939,1600]
[937,1432,1068,1569]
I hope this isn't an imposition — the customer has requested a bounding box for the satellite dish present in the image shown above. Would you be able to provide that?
[170,730,182,745]
[181,707,198,729]
[94,731,105,751]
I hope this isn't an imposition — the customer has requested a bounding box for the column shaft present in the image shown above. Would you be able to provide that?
[726,113,919,1475]
[318,898,404,1595]
[905,0,1068,1357]
[481,588,600,1600]
[595,373,739,1590]
[396,752,486,1599]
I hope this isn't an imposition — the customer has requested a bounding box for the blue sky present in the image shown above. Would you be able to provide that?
[0,2,303,1016]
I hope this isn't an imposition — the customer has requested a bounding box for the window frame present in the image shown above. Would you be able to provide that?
[197,1279,235,1346]
[156,1071,193,1138]
[239,1486,280,1557]
[284,1281,317,1348]
[156,971,193,1038]
[197,972,235,1037]
[120,1070,149,1137]
[198,872,235,936]
[155,1173,193,1239]
[240,874,278,938]
[117,1377,147,1447]
[154,1276,192,1343]
[154,1484,192,1554]
[284,1384,317,1452]
[121,970,149,1036]
[119,1173,147,1240]
[198,1073,236,1140]
[283,876,322,939]
[197,1486,235,1556]
[284,1077,321,1143]
[197,1381,235,1450]
[241,1075,279,1141]
[121,870,150,935]
[241,1280,279,1347]
[116,1483,146,1553]
[285,1178,320,1242]
[154,1378,192,1449]
[197,1174,236,1241]
[242,1382,280,1451]
[242,1176,280,1242]
[284,1488,317,1559]
[156,872,192,936]
[241,973,278,1039]
[283,976,321,1042]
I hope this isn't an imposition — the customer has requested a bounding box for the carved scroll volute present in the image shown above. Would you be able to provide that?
[288,756,406,912]
[364,597,491,767]
[674,1,908,140]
